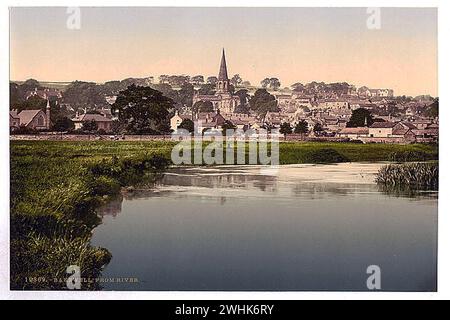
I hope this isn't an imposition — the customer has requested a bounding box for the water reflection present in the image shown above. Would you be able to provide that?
[93,163,437,291]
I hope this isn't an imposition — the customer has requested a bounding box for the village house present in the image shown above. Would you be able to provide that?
[317,99,350,110]
[322,117,348,132]
[224,113,258,131]
[337,127,369,139]
[368,121,416,138]
[72,113,113,132]
[410,118,434,129]
[195,112,226,133]
[9,110,20,129]
[9,100,51,131]
[170,111,192,132]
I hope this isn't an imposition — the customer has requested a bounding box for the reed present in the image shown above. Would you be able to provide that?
[375,162,438,190]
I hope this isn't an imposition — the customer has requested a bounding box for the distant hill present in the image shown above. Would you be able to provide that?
[12,81,72,92]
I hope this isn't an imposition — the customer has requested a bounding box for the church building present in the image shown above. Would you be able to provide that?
[192,49,240,114]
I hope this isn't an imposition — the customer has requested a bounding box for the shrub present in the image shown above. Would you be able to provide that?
[90,175,121,196]
[389,150,436,162]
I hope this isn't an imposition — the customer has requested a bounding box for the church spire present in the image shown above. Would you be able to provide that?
[218,48,228,81]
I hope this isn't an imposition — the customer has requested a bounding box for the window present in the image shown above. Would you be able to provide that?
[37,115,44,126]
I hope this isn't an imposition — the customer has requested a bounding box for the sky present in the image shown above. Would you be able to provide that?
[10,7,437,97]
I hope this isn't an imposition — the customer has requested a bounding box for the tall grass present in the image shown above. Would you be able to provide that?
[10,143,170,290]
[375,162,438,190]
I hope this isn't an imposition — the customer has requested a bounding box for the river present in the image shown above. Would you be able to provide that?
[91,163,437,291]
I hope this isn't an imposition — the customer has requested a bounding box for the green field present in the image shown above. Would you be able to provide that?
[10,140,438,290]
[11,140,438,164]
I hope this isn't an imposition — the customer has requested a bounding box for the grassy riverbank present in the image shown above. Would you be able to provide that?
[10,142,170,289]
[10,140,438,289]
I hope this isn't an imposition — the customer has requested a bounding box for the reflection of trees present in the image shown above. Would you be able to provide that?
[97,195,123,218]
[377,184,438,199]
[160,169,278,192]
[292,182,377,199]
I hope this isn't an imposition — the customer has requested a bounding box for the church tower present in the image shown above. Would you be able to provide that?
[216,48,230,94]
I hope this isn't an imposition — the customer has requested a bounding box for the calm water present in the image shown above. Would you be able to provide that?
[91,163,437,291]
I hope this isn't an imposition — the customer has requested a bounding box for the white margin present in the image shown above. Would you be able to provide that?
[0,0,447,300]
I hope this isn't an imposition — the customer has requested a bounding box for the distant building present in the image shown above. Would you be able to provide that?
[368,121,416,138]
[358,87,394,98]
[26,87,62,100]
[9,99,51,131]
[193,49,240,114]
[9,110,20,130]
[337,127,369,139]
[170,111,192,132]
[195,111,226,133]
[72,113,113,132]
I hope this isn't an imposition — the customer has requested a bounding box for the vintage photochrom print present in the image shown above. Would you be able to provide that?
[9,7,438,292]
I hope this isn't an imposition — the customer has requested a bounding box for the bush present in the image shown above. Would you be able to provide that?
[90,175,121,196]
[88,154,170,185]
[11,125,40,135]
[389,150,435,162]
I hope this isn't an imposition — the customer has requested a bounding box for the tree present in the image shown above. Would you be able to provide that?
[234,89,250,113]
[206,76,218,86]
[150,83,179,103]
[231,74,243,87]
[294,120,309,135]
[52,117,74,132]
[191,75,204,86]
[425,98,439,118]
[63,81,107,109]
[112,84,173,134]
[111,119,125,134]
[178,83,195,108]
[291,82,304,92]
[198,83,216,95]
[178,118,194,133]
[346,108,374,127]
[248,89,279,117]
[269,78,281,91]
[261,78,270,88]
[313,123,324,134]
[15,95,47,112]
[82,119,98,132]
[279,122,292,138]
[168,75,190,87]
[221,120,236,135]
[159,75,169,84]
[10,82,23,105]
[261,78,281,90]
[20,79,42,92]
[193,100,214,113]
